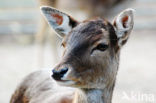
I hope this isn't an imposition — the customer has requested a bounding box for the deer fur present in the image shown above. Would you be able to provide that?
[35,0,134,67]
[10,7,134,103]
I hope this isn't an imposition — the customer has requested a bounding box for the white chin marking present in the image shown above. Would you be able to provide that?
[56,80,75,86]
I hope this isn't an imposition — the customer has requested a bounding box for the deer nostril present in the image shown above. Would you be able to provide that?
[52,68,68,81]
[60,67,68,75]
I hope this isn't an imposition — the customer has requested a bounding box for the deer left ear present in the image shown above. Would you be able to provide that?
[40,6,79,38]
[113,8,134,47]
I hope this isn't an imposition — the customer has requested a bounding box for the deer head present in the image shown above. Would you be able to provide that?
[41,6,134,89]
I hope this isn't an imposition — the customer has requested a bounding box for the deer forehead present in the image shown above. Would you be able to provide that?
[64,19,111,48]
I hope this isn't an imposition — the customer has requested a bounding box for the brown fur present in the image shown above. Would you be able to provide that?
[10,70,75,103]
[35,0,130,67]
[53,19,119,89]
[11,8,134,103]
[10,87,28,103]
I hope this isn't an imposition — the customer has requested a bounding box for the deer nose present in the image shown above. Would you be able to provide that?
[52,67,68,81]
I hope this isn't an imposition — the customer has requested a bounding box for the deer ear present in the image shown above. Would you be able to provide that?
[113,8,134,46]
[40,6,78,38]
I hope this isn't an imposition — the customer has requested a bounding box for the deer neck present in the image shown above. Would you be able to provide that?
[73,84,115,103]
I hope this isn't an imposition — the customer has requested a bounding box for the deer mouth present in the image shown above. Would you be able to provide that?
[56,80,75,86]
[55,79,70,82]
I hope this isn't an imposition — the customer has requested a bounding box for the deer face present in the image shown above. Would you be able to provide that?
[55,19,119,89]
[41,7,134,89]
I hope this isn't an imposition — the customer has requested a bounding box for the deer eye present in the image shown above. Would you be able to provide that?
[96,43,108,51]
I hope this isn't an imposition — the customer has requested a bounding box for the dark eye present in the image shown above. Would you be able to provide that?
[96,43,108,51]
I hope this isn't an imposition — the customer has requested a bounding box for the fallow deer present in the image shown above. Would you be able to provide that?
[36,0,133,67]
[10,6,134,103]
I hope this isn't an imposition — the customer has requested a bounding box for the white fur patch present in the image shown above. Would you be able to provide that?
[57,80,75,86]
[40,6,73,37]
[113,8,134,46]
[58,15,72,35]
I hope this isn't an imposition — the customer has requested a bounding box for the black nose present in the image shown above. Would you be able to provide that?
[52,67,68,80]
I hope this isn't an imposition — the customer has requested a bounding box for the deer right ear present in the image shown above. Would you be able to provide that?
[40,6,79,38]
